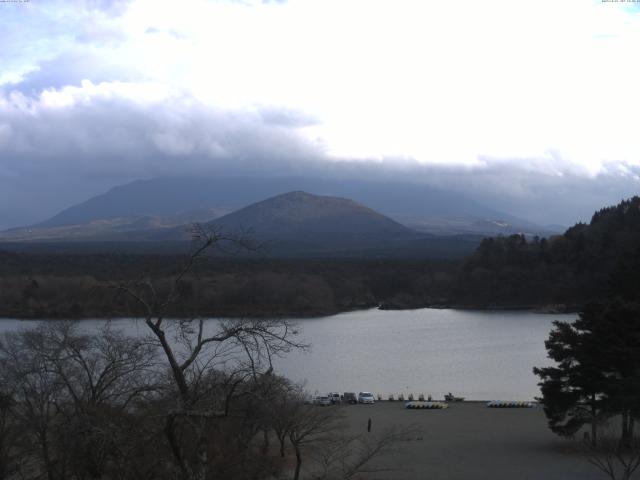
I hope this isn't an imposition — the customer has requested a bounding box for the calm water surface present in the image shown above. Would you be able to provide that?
[0,308,575,401]
[274,308,575,401]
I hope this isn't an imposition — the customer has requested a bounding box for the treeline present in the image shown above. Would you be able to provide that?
[1,196,639,317]
[0,255,459,319]
[453,196,640,309]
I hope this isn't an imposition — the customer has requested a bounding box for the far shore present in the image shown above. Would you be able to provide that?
[0,303,581,321]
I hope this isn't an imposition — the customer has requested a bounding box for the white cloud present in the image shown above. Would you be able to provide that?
[2,0,639,177]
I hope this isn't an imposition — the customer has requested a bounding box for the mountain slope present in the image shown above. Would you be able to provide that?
[25,176,549,236]
[0,208,229,242]
[0,191,484,258]
[197,191,484,257]
[209,191,417,244]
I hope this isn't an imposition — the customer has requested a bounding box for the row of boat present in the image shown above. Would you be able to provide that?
[486,400,535,408]
[405,400,536,409]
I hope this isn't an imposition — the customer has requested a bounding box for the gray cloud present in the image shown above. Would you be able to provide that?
[0,90,324,175]
[0,76,638,230]
[1,81,639,230]
[0,84,332,229]
[258,106,319,128]
[392,160,640,227]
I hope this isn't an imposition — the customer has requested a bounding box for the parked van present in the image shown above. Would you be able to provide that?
[343,392,358,404]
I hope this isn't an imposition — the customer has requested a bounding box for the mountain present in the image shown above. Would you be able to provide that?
[213,191,414,237]
[0,190,484,258]
[203,191,421,253]
[13,176,551,238]
[201,191,487,257]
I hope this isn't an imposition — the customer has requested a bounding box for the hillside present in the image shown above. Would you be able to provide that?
[132,191,482,258]
[6,176,550,238]
[0,208,229,242]
[208,191,417,249]
[0,190,483,258]
[453,196,640,308]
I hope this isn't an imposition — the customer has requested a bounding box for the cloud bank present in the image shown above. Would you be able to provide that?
[0,0,639,228]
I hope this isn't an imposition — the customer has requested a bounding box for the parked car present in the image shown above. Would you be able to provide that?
[313,395,332,406]
[343,392,358,404]
[358,392,375,404]
[328,392,341,404]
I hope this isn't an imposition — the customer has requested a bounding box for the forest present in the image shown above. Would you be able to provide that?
[0,196,639,318]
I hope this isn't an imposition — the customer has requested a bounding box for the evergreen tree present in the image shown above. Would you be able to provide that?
[535,301,640,446]
[586,301,640,446]
[534,317,608,445]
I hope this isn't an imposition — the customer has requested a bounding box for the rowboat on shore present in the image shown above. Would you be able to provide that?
[444,394,465,402]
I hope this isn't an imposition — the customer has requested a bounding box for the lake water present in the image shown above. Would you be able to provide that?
[0,308,575,401]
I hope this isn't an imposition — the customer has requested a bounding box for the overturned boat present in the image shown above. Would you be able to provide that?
[405,401,448,409]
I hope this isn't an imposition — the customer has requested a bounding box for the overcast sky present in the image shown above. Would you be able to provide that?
[1,0,639,229]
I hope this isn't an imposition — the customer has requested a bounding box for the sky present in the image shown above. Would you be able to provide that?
[1,0,639,229]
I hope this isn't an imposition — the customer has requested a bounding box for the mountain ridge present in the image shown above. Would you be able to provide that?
[23,176,552,237]
[0,190,483,258]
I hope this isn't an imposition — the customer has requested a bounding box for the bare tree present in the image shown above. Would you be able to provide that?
[585,425,640,480]
[0,326,70,480]
[0,321,158,480]
[286,401,344,480]
[0,391,19,480]
[112,225,306,479]
[310,426,416,480]
[282,396,415,480]
[265,380,303,459]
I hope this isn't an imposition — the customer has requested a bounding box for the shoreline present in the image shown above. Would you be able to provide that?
[0,303,581,321]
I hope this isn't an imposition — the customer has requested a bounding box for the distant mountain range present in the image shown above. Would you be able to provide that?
[0,190,480,257]
[0,176,558,257]
[12,176,553,230]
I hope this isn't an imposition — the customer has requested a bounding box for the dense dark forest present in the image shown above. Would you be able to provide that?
[455,196,640,308]
[0,253,458,318]
[1,196,639,318]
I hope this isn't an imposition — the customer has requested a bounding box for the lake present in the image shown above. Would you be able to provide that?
[0,308,574,401]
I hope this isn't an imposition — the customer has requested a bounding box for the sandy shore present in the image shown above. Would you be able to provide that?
[341,401,601,480]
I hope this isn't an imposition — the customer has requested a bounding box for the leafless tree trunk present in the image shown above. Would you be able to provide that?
[0,393,19,480]
[585,425,640,480]
[311,425,418,480]
[286,401,343,480]
[112,225,306,479]
[293,442,303,480]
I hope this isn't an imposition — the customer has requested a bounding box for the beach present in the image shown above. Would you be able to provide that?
[340,401,602,480]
